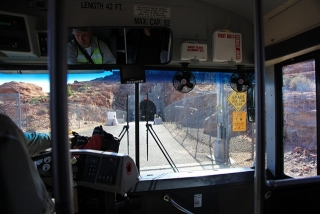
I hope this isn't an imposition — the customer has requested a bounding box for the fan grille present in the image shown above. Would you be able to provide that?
[172,71,196,93]
[230,72,251,92]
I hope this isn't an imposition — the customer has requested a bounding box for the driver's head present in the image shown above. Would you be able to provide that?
[72,28,92,48]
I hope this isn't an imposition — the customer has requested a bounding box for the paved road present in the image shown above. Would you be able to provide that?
[73,121,214,174]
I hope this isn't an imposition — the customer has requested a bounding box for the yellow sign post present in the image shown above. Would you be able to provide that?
[227,91,246,111]
[232,111,247,132]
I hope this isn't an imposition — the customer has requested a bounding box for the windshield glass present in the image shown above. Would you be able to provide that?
[0,69,255,175]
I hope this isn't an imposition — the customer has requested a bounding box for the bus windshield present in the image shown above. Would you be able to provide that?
[0,68,255,174]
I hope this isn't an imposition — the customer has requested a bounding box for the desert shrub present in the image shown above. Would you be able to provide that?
[67,85,73,96]
[29,97,40,104]
[289,74,314,92]
[78,84,90,92]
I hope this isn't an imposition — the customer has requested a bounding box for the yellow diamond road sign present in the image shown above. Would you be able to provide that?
[228,91,247,111]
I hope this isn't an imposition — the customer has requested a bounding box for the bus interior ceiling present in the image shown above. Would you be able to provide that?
[1,0,319,68]
[1,0,320,214]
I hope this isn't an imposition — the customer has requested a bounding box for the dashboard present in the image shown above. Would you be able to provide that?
[33,149,139,195]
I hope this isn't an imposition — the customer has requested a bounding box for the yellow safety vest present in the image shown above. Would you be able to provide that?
[73,37,103,64]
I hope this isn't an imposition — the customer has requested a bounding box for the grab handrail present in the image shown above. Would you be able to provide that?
[266,176,320,191]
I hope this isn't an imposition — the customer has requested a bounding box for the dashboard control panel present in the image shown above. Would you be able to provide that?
[34,149,139,195]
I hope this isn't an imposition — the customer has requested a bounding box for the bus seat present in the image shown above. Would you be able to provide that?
[0,134,55,214]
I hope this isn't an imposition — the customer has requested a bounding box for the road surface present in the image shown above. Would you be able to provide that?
[72,121,218,174]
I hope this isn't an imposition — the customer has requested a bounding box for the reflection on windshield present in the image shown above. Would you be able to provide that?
[0,69,256,174]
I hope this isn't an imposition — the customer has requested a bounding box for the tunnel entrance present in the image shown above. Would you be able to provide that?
[140,99,156,121]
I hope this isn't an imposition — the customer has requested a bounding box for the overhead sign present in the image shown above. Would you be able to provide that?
[232,111,246,132]
[181,42,207,61]
[133,5,171,18]
[228,91,246,111]
[133,5,171,27]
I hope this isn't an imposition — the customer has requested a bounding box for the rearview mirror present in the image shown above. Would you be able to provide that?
[67,26,172,65]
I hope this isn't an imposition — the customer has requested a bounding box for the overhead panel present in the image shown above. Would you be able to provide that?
[170,7,207,40]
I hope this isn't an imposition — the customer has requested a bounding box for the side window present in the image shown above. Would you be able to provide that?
[282,59,317,178]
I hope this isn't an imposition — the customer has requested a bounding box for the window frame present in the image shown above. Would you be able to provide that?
[273,50,320,178]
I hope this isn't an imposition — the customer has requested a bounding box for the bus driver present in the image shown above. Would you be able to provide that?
[67,28,116,64]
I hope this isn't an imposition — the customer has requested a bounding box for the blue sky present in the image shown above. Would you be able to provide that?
[0,71,113,92]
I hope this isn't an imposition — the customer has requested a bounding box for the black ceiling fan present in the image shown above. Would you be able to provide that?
[230,65,252,92]
[172,62,196,93]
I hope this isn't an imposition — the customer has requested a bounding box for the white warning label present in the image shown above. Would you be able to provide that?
[134,5,171,18]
